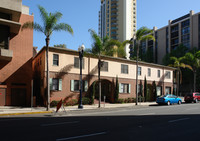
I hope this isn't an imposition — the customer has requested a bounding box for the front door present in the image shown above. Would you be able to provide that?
[11,88,26,106]
[0,88,6,106]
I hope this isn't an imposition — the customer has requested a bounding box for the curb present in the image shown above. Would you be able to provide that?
[0,111,53,116]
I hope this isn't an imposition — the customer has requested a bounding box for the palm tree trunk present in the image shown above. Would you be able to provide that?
[46,37,50,111]
[98,54,101,108]
[136,42,140,105]
[194,70,196,92]
[177,70,180,96]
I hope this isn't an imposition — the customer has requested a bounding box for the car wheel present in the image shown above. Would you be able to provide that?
[167,101,170,106]
[178,100,181,105]
[195,99,198,103]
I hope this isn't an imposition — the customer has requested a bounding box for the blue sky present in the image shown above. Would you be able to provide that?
[22,0,200,51]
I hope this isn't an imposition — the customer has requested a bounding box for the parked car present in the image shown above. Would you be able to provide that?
[156,94,182,105]
[184,92,200,103]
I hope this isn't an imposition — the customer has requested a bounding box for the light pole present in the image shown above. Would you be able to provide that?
[78,44,85,109]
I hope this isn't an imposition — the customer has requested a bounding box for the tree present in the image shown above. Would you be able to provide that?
[22,5,73,111]
[88,29,129,107]
[162,44,188,65]
[144,76,147,102]
[169,56,192,96]
[114,76,119,103]
[54,44,67,48]
[133,26,155,105]
[183,49,200,92]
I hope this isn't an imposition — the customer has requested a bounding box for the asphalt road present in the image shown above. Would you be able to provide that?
[0,103,200,141]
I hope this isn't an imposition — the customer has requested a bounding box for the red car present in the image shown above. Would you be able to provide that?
[184,92,200,103]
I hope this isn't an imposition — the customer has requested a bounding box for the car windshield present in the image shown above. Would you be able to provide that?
[186,94,193,96]
[160,95,168,98]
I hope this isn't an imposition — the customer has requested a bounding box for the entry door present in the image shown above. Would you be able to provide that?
[0,88,6,106]
[165,87,171,94]
[11,88,26,106]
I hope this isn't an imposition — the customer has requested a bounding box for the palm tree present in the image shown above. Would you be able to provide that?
[22,5,73,111]
[169,56,192,96]
[134,27,155,105]
[88,29,129,107]
[183,50,200,92]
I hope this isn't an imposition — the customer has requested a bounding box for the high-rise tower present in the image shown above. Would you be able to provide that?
[99,0,137,59]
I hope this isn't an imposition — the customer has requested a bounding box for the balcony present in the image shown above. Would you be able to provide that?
[0,18,21,34]
[0,48,13,61]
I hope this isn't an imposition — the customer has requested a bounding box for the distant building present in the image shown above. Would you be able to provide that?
[130,10,200,64]
[0,0,33,106]
[99,0,137,59]
[33,47,175,104]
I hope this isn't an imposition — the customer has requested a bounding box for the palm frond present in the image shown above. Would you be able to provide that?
[21,22,44,33]
[38,5,48,27]
[21,21,33,31]
[53,23,73,35]
[136,26,153,41]
[88,29,102,54]
[141,34,155,42]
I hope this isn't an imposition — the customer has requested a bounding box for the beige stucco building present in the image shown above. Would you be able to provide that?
[33,47,175,104]
[99,0,137,59]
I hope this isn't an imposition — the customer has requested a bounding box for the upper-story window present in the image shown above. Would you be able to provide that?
[148,68,151,77]
[121,64,128,74]
[74,57,84,69]
[138,67,142,76]
[101,62,108,72]
[165,71,171,79]
[157,70,161,78]
[53,54,59,66]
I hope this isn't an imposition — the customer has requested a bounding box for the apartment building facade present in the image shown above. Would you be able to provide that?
[0,0,33,106]
[33,47,175,104]
[130,10,200,64]
[99,0,137,59]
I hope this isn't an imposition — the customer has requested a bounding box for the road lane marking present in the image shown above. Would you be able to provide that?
[41,121,79,127]
[56,132,107,141]
[168,118,190,123]
[137,113,155,116]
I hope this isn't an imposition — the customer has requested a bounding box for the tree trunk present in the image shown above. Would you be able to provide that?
[46,37,50,111]
[98,54,101,108]
[177,70,180,96]
[136,41,140,105]
[194,70,196,92]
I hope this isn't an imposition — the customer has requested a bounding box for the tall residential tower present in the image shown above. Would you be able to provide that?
[99,0,137,59]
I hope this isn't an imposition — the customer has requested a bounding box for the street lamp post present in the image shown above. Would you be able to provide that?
[78,44,85,109]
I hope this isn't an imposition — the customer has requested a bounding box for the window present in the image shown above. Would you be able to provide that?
[119,83,131,94]
[138,67,142,76]
[148,68,151,77]
[70,80,88,92]
[53,54,59,66]
[50,78,62,91]
[165,71,171,79]
[74,57,84,69]
[157,70,160,78]
[101,62,108,72]
[121,64,128,74]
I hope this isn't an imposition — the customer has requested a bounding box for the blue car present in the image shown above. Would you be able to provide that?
[156,94,182,105]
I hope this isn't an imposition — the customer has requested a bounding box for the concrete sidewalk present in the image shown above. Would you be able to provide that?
[0,102,156,116]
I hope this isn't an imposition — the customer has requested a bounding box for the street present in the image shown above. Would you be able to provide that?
[0,103,200,141]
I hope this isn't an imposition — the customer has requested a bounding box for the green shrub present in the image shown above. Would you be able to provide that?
[65,99,78,106]
[50,100,59,107]
[82,97,91,105]
[117,99,124,103]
